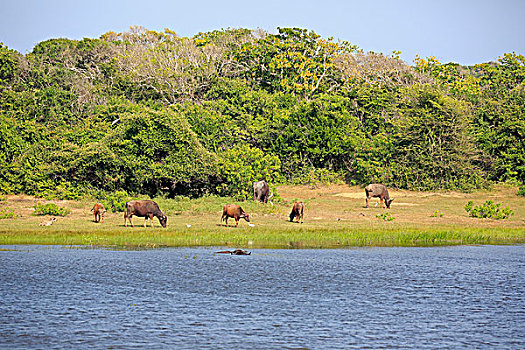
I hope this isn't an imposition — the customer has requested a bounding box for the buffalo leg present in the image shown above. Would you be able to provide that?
[150,214,154,228]
[125,214,134,227]
[380,198,384,209]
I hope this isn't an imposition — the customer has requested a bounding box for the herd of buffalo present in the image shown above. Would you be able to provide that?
[88,181,393,228]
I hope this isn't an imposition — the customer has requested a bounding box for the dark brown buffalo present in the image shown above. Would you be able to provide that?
[124,200,167,228]
[220,204,250,228]
[365,184,394,209]
[91,203,106,223]
[289,201,305,223]
[215,249,251,255]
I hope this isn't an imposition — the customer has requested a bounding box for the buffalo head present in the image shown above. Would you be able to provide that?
[159,214,168,228]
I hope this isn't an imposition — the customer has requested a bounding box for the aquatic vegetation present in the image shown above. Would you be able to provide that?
[1,226,523,248]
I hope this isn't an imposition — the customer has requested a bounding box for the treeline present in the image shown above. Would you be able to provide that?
[0,26,523,199]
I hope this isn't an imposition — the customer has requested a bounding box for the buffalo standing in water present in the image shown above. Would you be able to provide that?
[215,249,251,255]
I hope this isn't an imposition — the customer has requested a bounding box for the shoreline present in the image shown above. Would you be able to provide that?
[1,226,524,249]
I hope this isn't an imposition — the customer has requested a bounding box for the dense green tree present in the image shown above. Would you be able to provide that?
[233,27,357,98]
[0,27,522,199]
[391,85,485,190]
[0,43,22,86]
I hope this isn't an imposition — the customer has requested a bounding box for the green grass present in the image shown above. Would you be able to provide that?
[1,224,523,249]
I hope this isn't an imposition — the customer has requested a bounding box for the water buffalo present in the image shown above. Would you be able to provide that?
[91,203,106,223]
[220,204,250,228]
[124,200,167,228]
[215,249,251,255]
[365,184,394,209]
[289,201,305,223]
[253,180,270,203]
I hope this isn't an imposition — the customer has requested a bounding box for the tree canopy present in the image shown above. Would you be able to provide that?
[0,28,523,200]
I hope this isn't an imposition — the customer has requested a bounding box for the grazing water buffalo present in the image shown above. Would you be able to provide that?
[289,201,305,223]
[91,203,106,223]
[124,200,167,228]
[253,180,270,203]
[365,184,394,209]
[220,204,250,228]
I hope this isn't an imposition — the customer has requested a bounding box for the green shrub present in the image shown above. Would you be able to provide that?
[33,202,71,216]
[518,186,525,197]
[100,190,130,213]
[286,167,344,185]
[39,181,83,200]
[0,207,15,219]
[430,210,444,217]
[376,212,395,221]
[216,145,282,200]
[464,200,514,219]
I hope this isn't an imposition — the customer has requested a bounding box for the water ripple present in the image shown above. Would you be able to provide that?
[0,245,524,349]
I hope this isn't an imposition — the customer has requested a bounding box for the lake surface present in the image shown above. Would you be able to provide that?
[0,245,524,349]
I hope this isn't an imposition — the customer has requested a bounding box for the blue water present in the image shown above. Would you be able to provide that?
[0,245,524,349]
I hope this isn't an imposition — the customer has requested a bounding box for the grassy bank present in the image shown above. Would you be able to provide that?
[1,184,524,248]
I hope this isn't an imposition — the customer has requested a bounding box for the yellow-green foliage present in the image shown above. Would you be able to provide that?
[0,29,523,200]
[464,200,514,220]
[32,202,71,217]
[0,207,15,219]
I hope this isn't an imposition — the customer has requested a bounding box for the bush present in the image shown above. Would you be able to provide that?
[216,145,282,200]
[430,210,444,217]
[33,202,71,216]
[286,166,344,186]
[376,212,395,221]
[0,207,15,219]
[100,190,130,213]
[518,185,525,197]
[464,200,514,219]
[39,181,83,200]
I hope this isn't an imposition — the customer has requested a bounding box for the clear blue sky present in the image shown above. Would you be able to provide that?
[1,0,524,65]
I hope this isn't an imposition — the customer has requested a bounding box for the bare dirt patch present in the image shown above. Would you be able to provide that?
[333,191,467,199]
